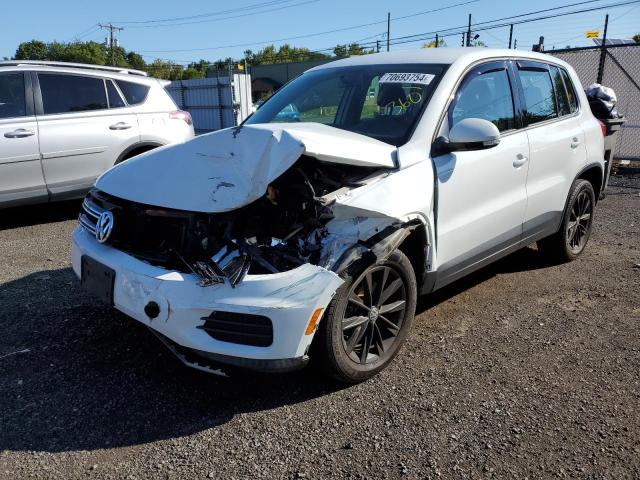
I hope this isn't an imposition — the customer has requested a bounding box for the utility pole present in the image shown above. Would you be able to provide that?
[435,33,439,48]
[376,40,380,53]
[508,24,513,49]
[99,23,124,66]
[466,14,472,47]
[597,13,609,83]
[386,12,391,51]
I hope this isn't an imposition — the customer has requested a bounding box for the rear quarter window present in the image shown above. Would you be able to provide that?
[560,69,579,113]
[550,66,571,116]
[115,80,150,105]
[106,80,126,108]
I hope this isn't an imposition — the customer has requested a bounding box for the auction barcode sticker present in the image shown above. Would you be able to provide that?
[379,73,435,85]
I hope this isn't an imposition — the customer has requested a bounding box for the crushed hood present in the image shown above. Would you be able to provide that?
[96,123,397,213]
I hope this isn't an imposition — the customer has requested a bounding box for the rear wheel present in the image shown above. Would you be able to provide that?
[538,179,595,263]
[314,250,417,383]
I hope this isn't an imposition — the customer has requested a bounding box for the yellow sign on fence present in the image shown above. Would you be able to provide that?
[585,31,600,38]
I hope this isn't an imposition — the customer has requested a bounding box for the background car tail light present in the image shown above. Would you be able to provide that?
[599,120,606,136]
[169,110,192,126]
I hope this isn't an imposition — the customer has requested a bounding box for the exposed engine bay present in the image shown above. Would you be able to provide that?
[84,156,390,286]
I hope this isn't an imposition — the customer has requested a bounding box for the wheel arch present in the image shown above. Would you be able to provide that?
[115,141,164,165]
[576,163,604,203]
[397,222,430,294]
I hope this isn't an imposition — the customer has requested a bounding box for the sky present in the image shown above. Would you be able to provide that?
[1,0,639,64]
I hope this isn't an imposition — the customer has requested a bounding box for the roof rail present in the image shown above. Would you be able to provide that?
[0,60,148,77]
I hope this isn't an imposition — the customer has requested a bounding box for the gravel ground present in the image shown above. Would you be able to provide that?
[0,175,638,479]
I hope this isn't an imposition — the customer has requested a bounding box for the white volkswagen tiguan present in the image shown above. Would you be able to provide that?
[72,49,604,383]
[0,61,194,208]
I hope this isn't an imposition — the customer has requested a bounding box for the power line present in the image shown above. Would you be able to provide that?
[70,24,100,41]
[554,3,639,45]
[120,0,320,29]
[386,0,640,48]
[385,0,617,44]
[139,0,479,53]
[111,0,303,25]
[139,0,639,67]
[138,0,611,56]
[329,0,639,57]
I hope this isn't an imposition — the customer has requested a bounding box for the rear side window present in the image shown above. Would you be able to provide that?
[517,68,557,125]
[450,67,516,132]
[0,72,26,119]
[106,80,126,108]
[39,74,107,114]
[115,80,149,105]
[560,69,579,113]
[550,66,571,116]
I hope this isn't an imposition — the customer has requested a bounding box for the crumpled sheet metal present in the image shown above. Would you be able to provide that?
[96,123,397,214]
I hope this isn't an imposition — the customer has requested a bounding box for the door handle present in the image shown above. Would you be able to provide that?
[109,122,131,130]
[513,153,528,168]
[4,128,35,138]
[570,137,581,149]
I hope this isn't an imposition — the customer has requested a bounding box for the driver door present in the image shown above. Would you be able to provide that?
[432,61,529,287]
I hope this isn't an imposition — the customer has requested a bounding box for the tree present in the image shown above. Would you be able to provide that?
[333,43,373,57]
[422,38,447,48]
[145,59,186,80]
[633,33,640,43]
[126,51,146,70]
[15,40,108,65]
[243,44,330,65]
[63,41,108,64]
[15,40,48,60]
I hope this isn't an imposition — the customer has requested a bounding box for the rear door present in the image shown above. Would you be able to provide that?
[0,71,47,206]
[514,61,588,242]
[433,60,530,287]
[34,72,140,198]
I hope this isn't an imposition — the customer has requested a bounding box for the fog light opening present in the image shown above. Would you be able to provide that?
[144,301,160,319]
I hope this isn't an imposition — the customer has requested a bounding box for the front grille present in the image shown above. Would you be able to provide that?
[78,189,203,271]
[198,311,273,347]
[78,197,105,236]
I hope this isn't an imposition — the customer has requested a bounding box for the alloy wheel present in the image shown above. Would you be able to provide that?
[341,265,407,365]
[566,190,593,254]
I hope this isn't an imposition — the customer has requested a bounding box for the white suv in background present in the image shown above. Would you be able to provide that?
[0,61,194,208]
[73,49,604,383]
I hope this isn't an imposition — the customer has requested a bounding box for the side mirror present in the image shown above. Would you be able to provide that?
[432,118,501,156]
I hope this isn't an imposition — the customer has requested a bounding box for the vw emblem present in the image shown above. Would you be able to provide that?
[95,211,114,243]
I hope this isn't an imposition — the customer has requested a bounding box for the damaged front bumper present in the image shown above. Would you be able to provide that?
[72,226,344,374]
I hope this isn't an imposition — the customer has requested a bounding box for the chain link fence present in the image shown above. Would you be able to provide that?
[550,44,640,161]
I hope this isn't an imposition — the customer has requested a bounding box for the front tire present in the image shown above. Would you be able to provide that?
[314,250,417,384]
[538,179,595,263]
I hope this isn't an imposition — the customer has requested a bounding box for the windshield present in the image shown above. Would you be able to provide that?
[245,63,445,146]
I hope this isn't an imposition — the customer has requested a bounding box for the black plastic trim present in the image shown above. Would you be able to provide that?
[575,162,605,202]
[516,60,550,71]
[115,142,164,164]
[23,72,34,116]
[31,72,43,115]
[153,329,308,374]
[198,311,273,348]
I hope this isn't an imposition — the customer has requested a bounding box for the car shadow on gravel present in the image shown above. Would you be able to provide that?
[0,199,82,230]
[0,246,551,453]
[416,245,552,313]
[0,267,345,453]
